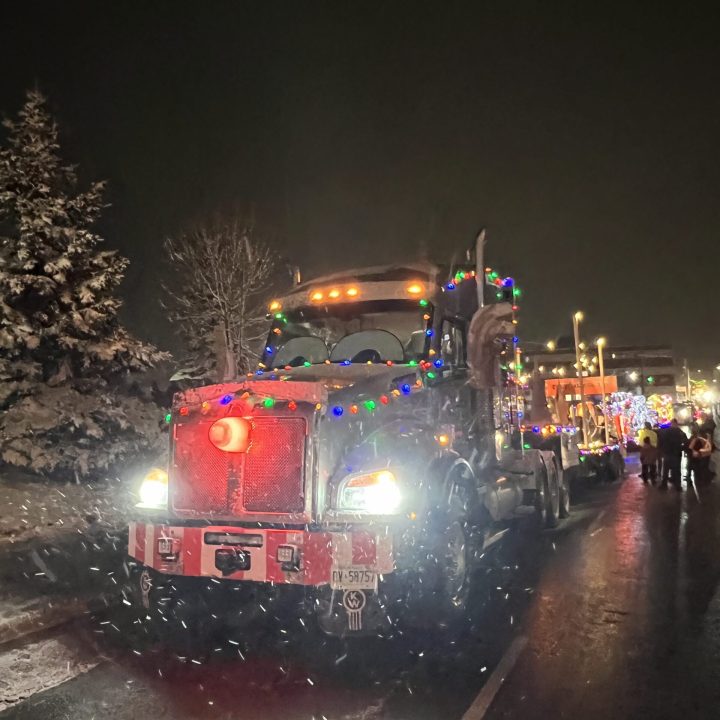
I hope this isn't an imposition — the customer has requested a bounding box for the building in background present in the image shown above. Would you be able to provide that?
[524,339,678,399]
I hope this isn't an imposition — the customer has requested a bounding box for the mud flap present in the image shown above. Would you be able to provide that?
[314,587,392,637]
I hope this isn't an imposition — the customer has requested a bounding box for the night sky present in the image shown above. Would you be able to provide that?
[2,2,718,366]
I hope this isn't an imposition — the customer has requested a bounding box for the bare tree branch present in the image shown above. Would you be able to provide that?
[164,218,276,381]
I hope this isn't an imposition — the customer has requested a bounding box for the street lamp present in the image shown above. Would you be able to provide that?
[596,337,610,446]
[546,340,556,351]
[572,311,588,445]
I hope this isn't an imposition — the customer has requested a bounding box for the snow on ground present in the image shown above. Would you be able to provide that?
[0,630,99,711]
[0,468,136,546]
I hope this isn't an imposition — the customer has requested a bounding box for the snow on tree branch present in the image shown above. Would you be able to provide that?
[0,89,168,478]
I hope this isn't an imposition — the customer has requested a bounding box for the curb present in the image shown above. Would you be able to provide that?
[0,597,88,647]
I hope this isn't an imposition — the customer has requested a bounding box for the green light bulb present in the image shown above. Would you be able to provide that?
[164,413,172,424]
[263,397,275,408]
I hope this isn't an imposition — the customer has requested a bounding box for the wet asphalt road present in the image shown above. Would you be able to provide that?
[3,459,720,719]
[485,464,720,720]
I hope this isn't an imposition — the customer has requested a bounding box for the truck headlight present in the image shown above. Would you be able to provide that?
[138,468,168,509]
[336,470,402,514]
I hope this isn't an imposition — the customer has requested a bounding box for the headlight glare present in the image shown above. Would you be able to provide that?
[138,468,168,508]
[337,469,402,514]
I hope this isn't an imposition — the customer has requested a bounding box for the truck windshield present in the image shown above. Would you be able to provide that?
[265,300,430,368]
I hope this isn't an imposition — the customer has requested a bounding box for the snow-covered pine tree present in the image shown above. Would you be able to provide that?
[0,90,167,477]
[164,219,276,382]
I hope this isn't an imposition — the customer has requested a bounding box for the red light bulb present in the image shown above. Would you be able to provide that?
[208,417,251,453]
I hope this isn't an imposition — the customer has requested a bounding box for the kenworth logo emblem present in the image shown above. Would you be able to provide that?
[342,590,367,630]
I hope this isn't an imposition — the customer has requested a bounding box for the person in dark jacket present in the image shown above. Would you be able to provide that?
[687,425,712,485]
[660,419,688,490]
[655,423,666,481]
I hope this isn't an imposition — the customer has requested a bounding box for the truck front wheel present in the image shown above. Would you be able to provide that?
[406,461,478,626]
[435,513,470,610]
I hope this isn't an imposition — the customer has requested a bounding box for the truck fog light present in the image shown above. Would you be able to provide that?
[138,468,168,509]
[157,536,181,559]
[275,545,300,571]
[276,545,296,563]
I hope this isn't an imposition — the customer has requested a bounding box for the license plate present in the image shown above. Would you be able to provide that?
[157,537,173,554]
[330,568,377,590]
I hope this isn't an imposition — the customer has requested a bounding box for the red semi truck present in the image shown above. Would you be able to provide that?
[128,249,569,636]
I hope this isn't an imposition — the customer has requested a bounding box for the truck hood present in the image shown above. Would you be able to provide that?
[267,363,420,405]
[174,364,421,410]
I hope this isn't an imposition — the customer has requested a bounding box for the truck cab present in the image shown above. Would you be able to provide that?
[129,260,568,636]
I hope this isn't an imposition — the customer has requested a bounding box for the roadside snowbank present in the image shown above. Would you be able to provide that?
[0,469,136,546]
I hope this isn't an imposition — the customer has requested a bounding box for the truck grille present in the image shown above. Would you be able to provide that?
[171,416,307,516]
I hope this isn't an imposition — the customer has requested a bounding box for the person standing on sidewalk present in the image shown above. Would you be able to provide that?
[660,419,688,490]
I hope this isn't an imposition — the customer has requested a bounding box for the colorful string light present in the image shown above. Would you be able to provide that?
[170,267,526,425]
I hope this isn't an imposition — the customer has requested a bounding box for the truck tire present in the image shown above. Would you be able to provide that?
[405,459,478,628]
[434,461,476,613]
[559,466,571,519]
[435,511,470,611]
[600,450,624,482]
[534,470,548,528]
[544,459,561,528]
[110,561,161,646]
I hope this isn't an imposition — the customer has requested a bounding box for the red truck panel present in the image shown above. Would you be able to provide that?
[128,522,394,586]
